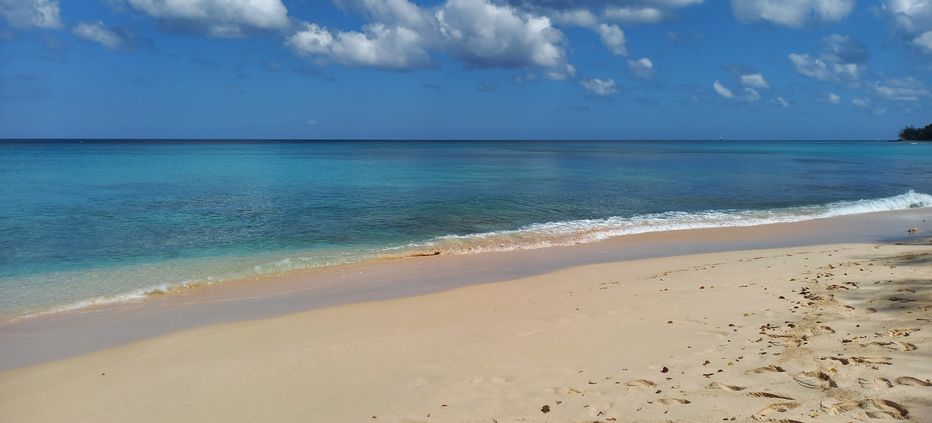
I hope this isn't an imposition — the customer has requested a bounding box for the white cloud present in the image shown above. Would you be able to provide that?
[603,6,665,23]
[773,96,791,107]
[316,0,706,65]
[596,24,627,56]
[820,34,870,63]
[881,0,932,54]
[545,63,577,80]
[502,0,702,25]
[582,78,618,96]
[789,53,832,81]
[628,57,654,79]
[73,21,128,50]
[286,22,429,69]
[912,30,932,53]
[551,8,598,27]
[437,0,566,69]
[871,77,931,101]
[788,35,867,82]
[731,0,853,27]
[851,97,870,108]
[713,80,734,98]
[288,0,568,72]
[740,73,769,88]
[0,0,61,29]
[883,0,932,32]
[335,0,431,29]
[120,0,289,37]
[714,80,761,102]
[824,92,841,103]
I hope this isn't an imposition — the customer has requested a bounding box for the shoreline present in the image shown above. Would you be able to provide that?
[1,238,930,421]
[0,208,929,372]
[5,190,930,324]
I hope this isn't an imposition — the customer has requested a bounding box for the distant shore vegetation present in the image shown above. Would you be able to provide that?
[899,124,932,141]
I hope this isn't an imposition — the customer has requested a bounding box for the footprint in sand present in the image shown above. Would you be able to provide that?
[858,377,893,390]
[894,376,932,387]
[748,392,794,400]
[851,356,893,366]
[752,402,799,420]
[793,371,837,389]
[706,382,746,391]
[809,325,836,335]
[657,398,690,405]
[820,399,860,416]
[887,328,919,337]
[862,341,917,352]
[826,356,850,365]
[625,379,656,389]
[747,365,785,374]
[859,399,909,419]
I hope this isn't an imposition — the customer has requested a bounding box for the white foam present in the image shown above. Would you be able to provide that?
[8,191,930,322]
[392,191,932,255]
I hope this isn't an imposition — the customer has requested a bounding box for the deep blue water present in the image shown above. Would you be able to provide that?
[1,140,931,317]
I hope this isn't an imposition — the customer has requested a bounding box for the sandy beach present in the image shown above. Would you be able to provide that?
[1,227,930,421]
[4,1,932,420]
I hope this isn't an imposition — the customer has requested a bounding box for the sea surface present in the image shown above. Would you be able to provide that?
[1,140,931,319]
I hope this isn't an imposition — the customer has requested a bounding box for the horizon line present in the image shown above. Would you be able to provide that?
[0,138,898,142]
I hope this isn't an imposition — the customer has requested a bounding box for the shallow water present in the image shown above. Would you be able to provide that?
[1,140,931,318]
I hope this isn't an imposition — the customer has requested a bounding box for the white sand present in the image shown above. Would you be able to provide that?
[1,242,930,422]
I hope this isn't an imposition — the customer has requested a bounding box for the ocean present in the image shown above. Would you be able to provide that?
[1,140,931,319]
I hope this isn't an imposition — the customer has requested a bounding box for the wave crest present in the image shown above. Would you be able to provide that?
[390,191,932,255]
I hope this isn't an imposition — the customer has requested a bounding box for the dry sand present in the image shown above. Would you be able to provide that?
[1,241,930,422]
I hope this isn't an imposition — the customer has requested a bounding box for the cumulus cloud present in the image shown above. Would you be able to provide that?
[288,0,569,72]
[914,31,932,53]
[788,53,856,81]
[581,78,618,96]
[286,22,429,69]
[118,0,289,37]
[730,0,854,27]
[712,80,734,98]
[820,34,870,63]
[334,0,432,29]
[606,0,703,23]
[503,0,703,25]
[880,0,932,54]
[602,6,665,23]
[551,8,599,26]
[788,34,868,82]
[824,92,841,103]
[73,21,131,50]
[740,73,769,88]
[438,0,566,69]
[772,96,791,107]
[596,23,627,55]
[851,97,870,108]
[0,0,61,29]
[324,1,702,61]
[714,80,761,102]
[871,77,931,101]
[628,57,654,79]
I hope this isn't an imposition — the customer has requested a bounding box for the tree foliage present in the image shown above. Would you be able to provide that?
[899,124,932,141]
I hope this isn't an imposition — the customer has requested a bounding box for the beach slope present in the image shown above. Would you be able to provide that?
[1,242,930,422]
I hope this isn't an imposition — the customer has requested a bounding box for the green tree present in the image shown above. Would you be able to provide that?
[920,124,932,140]
[899,125,920,140]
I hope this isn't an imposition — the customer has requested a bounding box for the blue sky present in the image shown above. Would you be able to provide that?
[0,0,930,140]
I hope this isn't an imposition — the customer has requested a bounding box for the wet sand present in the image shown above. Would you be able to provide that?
[1,238,931,421]
[0,209,929,371]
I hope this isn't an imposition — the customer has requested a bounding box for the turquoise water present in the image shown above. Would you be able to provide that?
[1,140,931,318]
